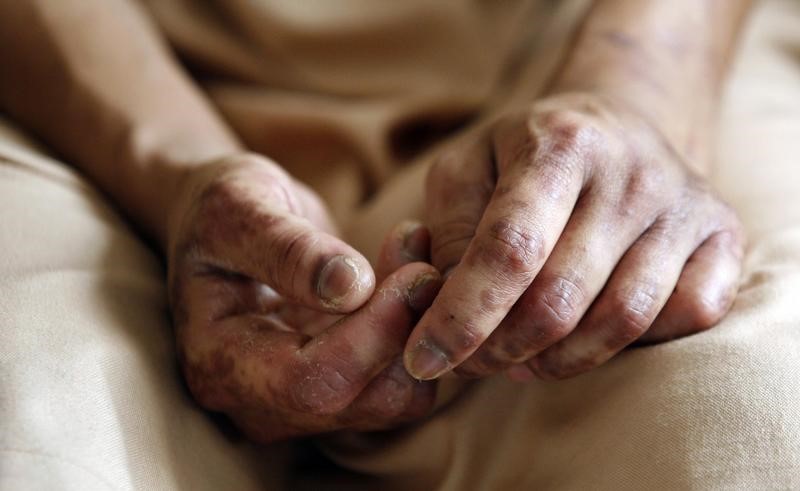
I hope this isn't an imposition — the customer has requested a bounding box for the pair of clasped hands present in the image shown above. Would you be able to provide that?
[166,93,744,442]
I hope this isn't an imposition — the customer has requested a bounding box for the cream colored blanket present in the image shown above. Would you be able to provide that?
[1,1,800,489]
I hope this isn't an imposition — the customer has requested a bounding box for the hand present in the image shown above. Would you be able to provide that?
[166,154,441,442]
[403,92,745,381]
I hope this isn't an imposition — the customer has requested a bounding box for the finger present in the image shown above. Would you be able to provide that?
[426,138,495,274]
[456,194,646,376]
[404,120,587,380]
[344,357,437,430]
[639,229,744,343]
[231,359,436,440]
[529,215,701,379]
[376,220,431,283]
[191,176,375,313]
[179,262,442,433]
[287,263,442,415]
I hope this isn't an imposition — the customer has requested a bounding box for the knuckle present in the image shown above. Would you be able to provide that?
[539,110,584,153]
[287,359,359,416]
[616,165,663,213]
[493,295,578,362]
[454,319,486,353]
[537,109,605,161]
[197,167,292,218]
[427,150,493,206]
[679,289,729,330]
[268,228,319,291]
[536,275,586,327]
[713,203,746,247]
[534,155,580,201]
[640,216,678,248]
[611,286,661,342]
[611,138,676,214]
[480,219,544,279]
[689,297,727,329]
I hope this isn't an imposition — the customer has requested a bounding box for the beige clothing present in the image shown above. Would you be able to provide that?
[2,0,800,489]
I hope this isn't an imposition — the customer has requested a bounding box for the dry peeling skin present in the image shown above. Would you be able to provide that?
[410,92,746,382]
[176,248,444,441]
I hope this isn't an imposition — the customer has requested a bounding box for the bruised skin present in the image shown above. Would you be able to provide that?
[168,155,443,442]
[403,92,745,382]
[396,0,752,382]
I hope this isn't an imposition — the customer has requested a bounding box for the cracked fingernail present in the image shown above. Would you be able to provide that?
[407,272,441,313]
[317,255,360,306]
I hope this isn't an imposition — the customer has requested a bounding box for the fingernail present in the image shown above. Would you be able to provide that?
[407,272,441,313]
[401,222,428,262]
[405,339,450,380]
[317,255,360,306]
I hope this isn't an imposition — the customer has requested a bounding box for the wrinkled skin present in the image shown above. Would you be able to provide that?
[166,155,442,442]
[404,92,745,381]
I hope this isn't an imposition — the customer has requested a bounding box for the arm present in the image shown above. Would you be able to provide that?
[0,0,241,246]
[404,0,752,381]
[552,0,752,170]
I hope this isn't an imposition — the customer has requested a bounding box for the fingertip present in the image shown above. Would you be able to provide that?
[406,268,443,314]
[316,253,375,313]
[404,338,451,381]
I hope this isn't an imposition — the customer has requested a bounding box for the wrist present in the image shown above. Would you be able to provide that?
[544,0,743,171]
[118,123,243,252]
[548,53,715,171]
[550,82,711,167]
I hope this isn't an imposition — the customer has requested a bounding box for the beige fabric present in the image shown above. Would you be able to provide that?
[1,0,800,489]
[141,0,587,223]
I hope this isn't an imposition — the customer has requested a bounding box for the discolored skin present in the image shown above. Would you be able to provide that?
[167,155,443,442]
[0,0,752,442]
[402,0,753,382]
[407,94,745,382]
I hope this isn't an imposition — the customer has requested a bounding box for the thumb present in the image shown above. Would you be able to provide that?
[185,170,375,313]
[260,212,376,312]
